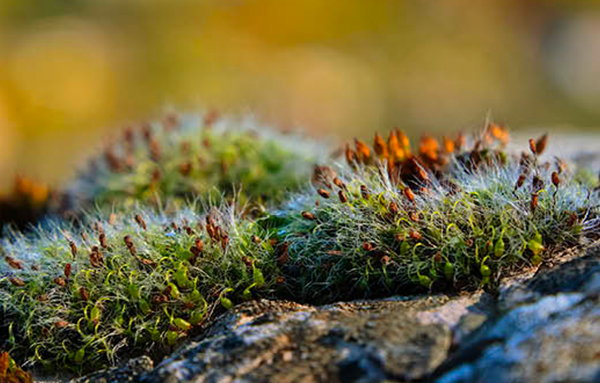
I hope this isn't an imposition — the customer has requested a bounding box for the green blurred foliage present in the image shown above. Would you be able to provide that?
[0,0,599,190]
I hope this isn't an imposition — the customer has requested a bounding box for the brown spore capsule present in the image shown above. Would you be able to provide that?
[179,162,192,176]
[403,187,415,203]
[221,235,229,251]
[373,133,388,158]
[354,138,371,164]
[514,174,526,191]
[333,177,345,189]
[69,241,78,257]
[535,134,548,155]
[9,277,25,287]
[409,230,423,240]
[345,144,357,166]
[54,321,69,329]
[362,243,374,251]
[135,214,147,230]
[552,171,560,188]
[4,256,23,270]
[80,287,89,301]
[89,246,104,267]
[149,138,161,161]
[389,201,399,215]
[64,263,71,279]
[276,242,290,266]
[317,188,330,199]
[528,138,537,156]
[99,233,108,249]
[360,185,369,200]
[530,193,539,212]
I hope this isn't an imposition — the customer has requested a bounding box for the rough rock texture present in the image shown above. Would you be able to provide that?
[72,243,600,383]
[139,295,487,383]
[434,245,600,383]
[76,356,154,383]
[435,293,600,383]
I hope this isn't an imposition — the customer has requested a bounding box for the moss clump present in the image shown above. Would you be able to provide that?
[573,166,600,190]
[1,203,279,373]
[275,162,588,302]
[63,112,325,216]
[1,120,598,374]
[273,126,596,302]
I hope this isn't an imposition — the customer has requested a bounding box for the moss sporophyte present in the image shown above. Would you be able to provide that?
[59,112,327,218]
[1,114,598,374]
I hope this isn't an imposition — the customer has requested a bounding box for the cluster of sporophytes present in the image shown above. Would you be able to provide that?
[275,126,598,302]
[1,203,280,373]
[62,111,325,217]
[1,116,599,374]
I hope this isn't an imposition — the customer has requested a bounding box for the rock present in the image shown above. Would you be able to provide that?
[433,243,600,383]
[73,294,486,383]
[142,296,483,383]
[499,243,600,309]
[434,292,600,383]
[73,356,154,383]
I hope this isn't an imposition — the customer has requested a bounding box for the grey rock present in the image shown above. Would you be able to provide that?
[434,243,600,383]
[141,296,479,383]
[434,292,600,383]
[500,243,600,309]
[72,356,154,383]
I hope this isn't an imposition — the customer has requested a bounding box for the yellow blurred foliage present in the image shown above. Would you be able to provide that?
[6,18,116,132]
[0,0,599,190]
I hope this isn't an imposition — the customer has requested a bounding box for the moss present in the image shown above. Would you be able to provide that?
[0,120,599,373]
[275,159,590,303]
[271,126,596,302]
[62,112,326,216]
[573,167,600,189]
[1,203,279,373]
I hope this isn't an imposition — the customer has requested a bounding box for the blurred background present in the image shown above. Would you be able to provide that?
[1,0,600,191]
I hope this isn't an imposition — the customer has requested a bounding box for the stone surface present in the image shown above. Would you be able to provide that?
[72,244,600,383]
[434,243,600,383]
[74,356,154,383]
[140,296,480,383]
[434,293,600,383]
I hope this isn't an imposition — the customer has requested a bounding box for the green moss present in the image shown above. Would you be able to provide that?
[1,122,599,373]
[268,128,596,302]
[63,113,325,215]
[1,204,279,373]
[573,166,599,189]
[273,160,591,303]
